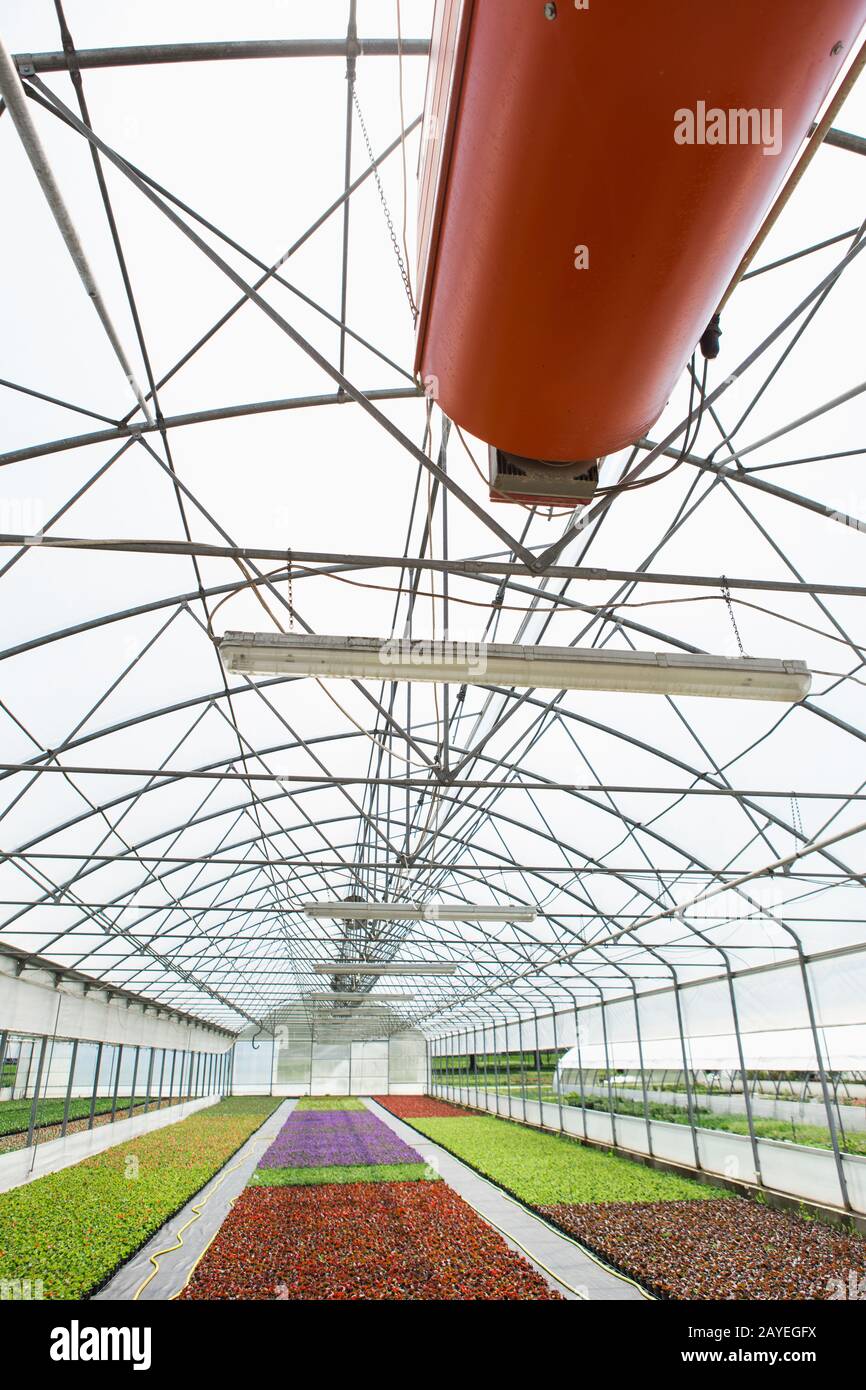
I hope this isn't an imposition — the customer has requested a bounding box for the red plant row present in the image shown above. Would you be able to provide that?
[372,1095,475,1120]
[541,1198,866,1301]
[182,1180,561,1300]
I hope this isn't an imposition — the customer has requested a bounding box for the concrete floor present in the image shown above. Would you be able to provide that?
[365,1098,648,1302]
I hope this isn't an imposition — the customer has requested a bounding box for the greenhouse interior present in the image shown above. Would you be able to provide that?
[1,0,866,1344]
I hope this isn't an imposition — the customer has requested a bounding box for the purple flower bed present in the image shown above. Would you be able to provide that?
[258,1110,423,1170]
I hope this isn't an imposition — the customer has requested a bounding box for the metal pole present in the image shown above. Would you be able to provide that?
[598,996,619,1150]
[128,1046,140,1116]
[672,984,702,1171]
[16,38,432,73]
[88,1041,103,1131]
[533,1010,544,1117]
[0,1031,8,1089]
[726,973,763,1188]
[144,1048,155,1113]
[110,1043,123,1123]
[0,37,153,422]
[518,1015,528,1123]
[797,955,851,1210]
[25,1035,48,1146]
[168,1048,177,1104]
[61,1038,78,1137]
[22,1037,35,1097]
[551,1006,564,1134]
[631,987,654,1157]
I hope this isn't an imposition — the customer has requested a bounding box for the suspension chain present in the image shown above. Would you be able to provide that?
[720,576,746,657]
[352,85,418,322]
[287,547,294,631]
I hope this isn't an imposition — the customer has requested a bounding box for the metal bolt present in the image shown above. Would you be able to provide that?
[544,2,557,18]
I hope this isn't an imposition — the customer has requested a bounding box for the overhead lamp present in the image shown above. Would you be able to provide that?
[219,632,810,703]
[303,992,413,1003]
[314,963,453,978]
[303,901,535,923]
[305,1000,390,1010]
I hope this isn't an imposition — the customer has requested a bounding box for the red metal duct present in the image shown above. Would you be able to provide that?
[415,0,866,500]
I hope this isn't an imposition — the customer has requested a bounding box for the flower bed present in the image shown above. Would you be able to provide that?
[411,1115,719,1204]
[249,1161,435,1187]
[180,1180,562,1299]
[540,1198,866,1300]
[0,1095,152,1139]
[257,1109,422,1169]
[0,1099,185,1154]
[0,1095,280,1299]
[372,1095,476,1119]
[294,1096,365,1111]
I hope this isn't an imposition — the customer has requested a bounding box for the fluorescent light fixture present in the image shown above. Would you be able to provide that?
[303,992,414,1003]
[315,965,452,978]
[219,632,810,703]
[303,900,535,922]
[305,1000,390,1010]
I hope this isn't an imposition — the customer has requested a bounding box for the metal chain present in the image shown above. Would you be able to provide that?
[287,548,294,631]
[351,84,418,322]
[720,576,746,657]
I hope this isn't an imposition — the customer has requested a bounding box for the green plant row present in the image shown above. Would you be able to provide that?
[0,1095,281,1299]
[248,1161,437,1186]
[413,1114,721,1206]
[0,1095,154,1138]
[294,1095,366,1111]
[439,1083,866,1157]
[565,1093,866,1156]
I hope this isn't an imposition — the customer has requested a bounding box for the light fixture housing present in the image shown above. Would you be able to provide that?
[219,632,810,702]
[303,991,414,1003]
[313,961,455,976]
[303,900,535,922]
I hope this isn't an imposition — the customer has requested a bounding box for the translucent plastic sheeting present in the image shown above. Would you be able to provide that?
[230,1030,426,1094]
[435,949,866,1071]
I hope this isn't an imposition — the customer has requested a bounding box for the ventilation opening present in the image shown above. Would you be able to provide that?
[488,447,599,506]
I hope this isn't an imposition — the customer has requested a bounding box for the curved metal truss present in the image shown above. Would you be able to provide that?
[1,4,865,1041]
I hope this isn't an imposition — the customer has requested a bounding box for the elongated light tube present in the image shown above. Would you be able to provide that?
[313,961,455,976]
[303,992,414,1003]
[219,632,810,702]
[303,900,535,922]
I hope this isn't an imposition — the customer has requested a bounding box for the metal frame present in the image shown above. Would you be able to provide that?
[0,9,864,1208]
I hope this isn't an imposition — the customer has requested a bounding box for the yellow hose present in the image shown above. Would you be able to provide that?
[131,1130,275,1301]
